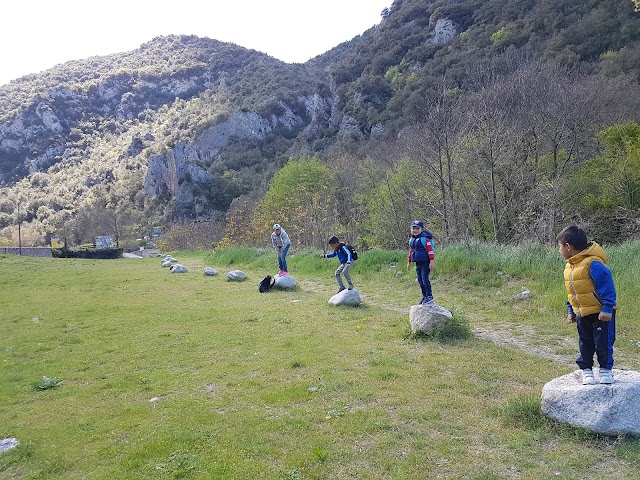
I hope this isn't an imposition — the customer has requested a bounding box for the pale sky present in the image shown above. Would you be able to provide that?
[0,0,391,86]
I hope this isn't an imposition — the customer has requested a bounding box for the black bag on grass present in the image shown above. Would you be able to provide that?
[258,275,276,293]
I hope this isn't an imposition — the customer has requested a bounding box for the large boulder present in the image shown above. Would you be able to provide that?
[170,264,188,273]
[409,304,453,335]
[203,267,218,276]
[541,369,640,436]
[274,273,297,290]
[226,270,247,282]
[329,288,361,306]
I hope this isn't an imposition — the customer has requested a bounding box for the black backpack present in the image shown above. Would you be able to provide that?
[258,275,276,293]
[344,244,358,260]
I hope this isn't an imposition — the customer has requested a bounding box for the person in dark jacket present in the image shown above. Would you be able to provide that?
[320,236,355,293]
[407,220,435,305]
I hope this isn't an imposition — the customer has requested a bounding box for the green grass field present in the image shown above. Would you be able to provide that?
[1,244,639,479]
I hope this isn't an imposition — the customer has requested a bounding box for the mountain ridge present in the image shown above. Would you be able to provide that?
[1,0,639,245]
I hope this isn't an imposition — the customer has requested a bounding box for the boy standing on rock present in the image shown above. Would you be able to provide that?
[557,225,618,385]
[407,220,435,305]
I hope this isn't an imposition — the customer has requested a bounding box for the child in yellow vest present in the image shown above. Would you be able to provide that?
[556,225,618,385]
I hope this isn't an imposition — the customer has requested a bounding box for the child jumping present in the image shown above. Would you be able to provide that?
[320,236,355,293]
[407,220,435,305]
[556,225,618,385]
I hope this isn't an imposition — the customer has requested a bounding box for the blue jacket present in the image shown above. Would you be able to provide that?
[326,244,353,264]
[409,231,435,263]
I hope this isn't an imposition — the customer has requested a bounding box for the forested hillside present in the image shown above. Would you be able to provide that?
[1,0,639,248]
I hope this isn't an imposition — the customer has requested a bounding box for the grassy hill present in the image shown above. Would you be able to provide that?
[1,243,639,478]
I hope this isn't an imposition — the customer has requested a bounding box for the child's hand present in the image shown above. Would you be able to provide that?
[429,260,435,271]
[567,314,576,323]
[320,254,325,258]
[599,312,612,322]
[406,262,411,271]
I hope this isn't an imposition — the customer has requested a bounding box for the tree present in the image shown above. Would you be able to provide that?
[567,122,640,240]
[258,155,337,249]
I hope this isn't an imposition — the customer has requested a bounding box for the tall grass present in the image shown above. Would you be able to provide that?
[207,241,640,312]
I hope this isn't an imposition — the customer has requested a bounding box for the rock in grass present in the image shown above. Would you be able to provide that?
[204,267,218,276]
[409,304,453,334]
[170,264,188,273]
[161,260,172,267]
[541,369,640,436]
[329,288,361,306]
[0,438,19,453]
[512,287,532,300]
[226,270,247,282]
[274,273,296,290]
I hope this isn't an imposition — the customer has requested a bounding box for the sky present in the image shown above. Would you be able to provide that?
[1,0,391,86]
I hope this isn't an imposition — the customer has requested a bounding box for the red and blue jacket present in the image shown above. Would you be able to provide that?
[408,231,435,264]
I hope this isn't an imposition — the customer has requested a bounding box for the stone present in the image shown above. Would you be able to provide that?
[226,270,247,282]
[164,256,177,262]
[513,287,532,300]
[428,18,458,45]
[409,304,453,334]
[0,437,19,453]
[170,264,188,273]
[204,267,218,276]
[541,369,640,436]
[273,273,297,290]
[161,260,172,267]
[329,288,361,306]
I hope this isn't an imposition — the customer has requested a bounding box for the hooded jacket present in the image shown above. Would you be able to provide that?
[408,231,435,263]
[271,229,291,251]
[563,242,617,317]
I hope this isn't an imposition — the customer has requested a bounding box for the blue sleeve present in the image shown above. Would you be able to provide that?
[342,245,352,263]
[326,250,337,259]
[566,301,574,315]
[590,261,617,314]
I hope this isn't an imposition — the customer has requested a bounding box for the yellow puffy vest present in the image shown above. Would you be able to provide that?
[563,242,611,317]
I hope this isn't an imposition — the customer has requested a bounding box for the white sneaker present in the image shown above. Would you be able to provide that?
[599,368,615,384]
[582,368,596,385]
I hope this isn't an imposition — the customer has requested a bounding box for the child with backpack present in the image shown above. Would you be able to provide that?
[407,220,435,305]
[320,236,357,293]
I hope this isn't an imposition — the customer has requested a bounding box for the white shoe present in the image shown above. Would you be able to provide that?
[582,368,596,385]
[599,368,615,384]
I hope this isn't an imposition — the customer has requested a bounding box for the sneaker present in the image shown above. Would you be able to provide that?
[348,285,353,290]
[582,368,596,385]
[282,271,288,275]
[337,287,346,293]
[278,270,285,276]
[599,368,615,384]
[423,296,434,305]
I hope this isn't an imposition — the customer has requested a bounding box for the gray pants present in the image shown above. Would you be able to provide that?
[335,262,354,289]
